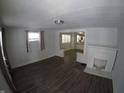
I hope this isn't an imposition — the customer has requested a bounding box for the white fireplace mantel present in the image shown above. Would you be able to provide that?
[84,45,117,78]
[87,45,117,72]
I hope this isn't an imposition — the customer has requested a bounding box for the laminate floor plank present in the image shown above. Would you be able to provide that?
[12,56,113,93]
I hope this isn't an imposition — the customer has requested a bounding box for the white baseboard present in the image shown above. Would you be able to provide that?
[12,54,56,68]
[84,67,112,79]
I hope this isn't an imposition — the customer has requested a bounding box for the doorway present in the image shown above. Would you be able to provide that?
[60,32,85,63]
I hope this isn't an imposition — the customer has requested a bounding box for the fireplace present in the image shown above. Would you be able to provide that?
[84,45,117,78]
[93,58,107,71]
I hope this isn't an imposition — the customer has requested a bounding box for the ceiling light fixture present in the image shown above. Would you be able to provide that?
[54,20,64,24]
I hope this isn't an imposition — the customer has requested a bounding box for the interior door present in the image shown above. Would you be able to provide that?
[0,29,17,92]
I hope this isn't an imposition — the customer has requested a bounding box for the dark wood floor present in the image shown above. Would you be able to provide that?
[12,56,113,93]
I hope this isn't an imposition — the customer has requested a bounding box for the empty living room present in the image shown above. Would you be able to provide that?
[0,0,124,93]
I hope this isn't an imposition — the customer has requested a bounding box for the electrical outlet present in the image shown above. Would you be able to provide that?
[0,90,5,93]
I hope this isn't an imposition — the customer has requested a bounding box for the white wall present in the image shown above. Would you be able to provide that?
[5,28,56,68]
[54,28,118,64]
[87,28,118,47]
[112,26,124,93]
[0,68,13,93]
[5,27,118,68]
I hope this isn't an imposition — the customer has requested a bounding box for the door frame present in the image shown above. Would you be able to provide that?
[0,28,17,93]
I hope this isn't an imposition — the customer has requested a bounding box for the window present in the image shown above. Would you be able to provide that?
[26,31,45,52]
[62,34,71,43]
[28,32,40,42]
[60,32,85,49]
[60,33,72,49]
[76,34,84,44]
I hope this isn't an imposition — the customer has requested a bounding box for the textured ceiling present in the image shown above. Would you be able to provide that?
[0,0,124,29]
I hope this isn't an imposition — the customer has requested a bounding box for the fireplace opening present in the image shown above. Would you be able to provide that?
[93,58,107,71]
